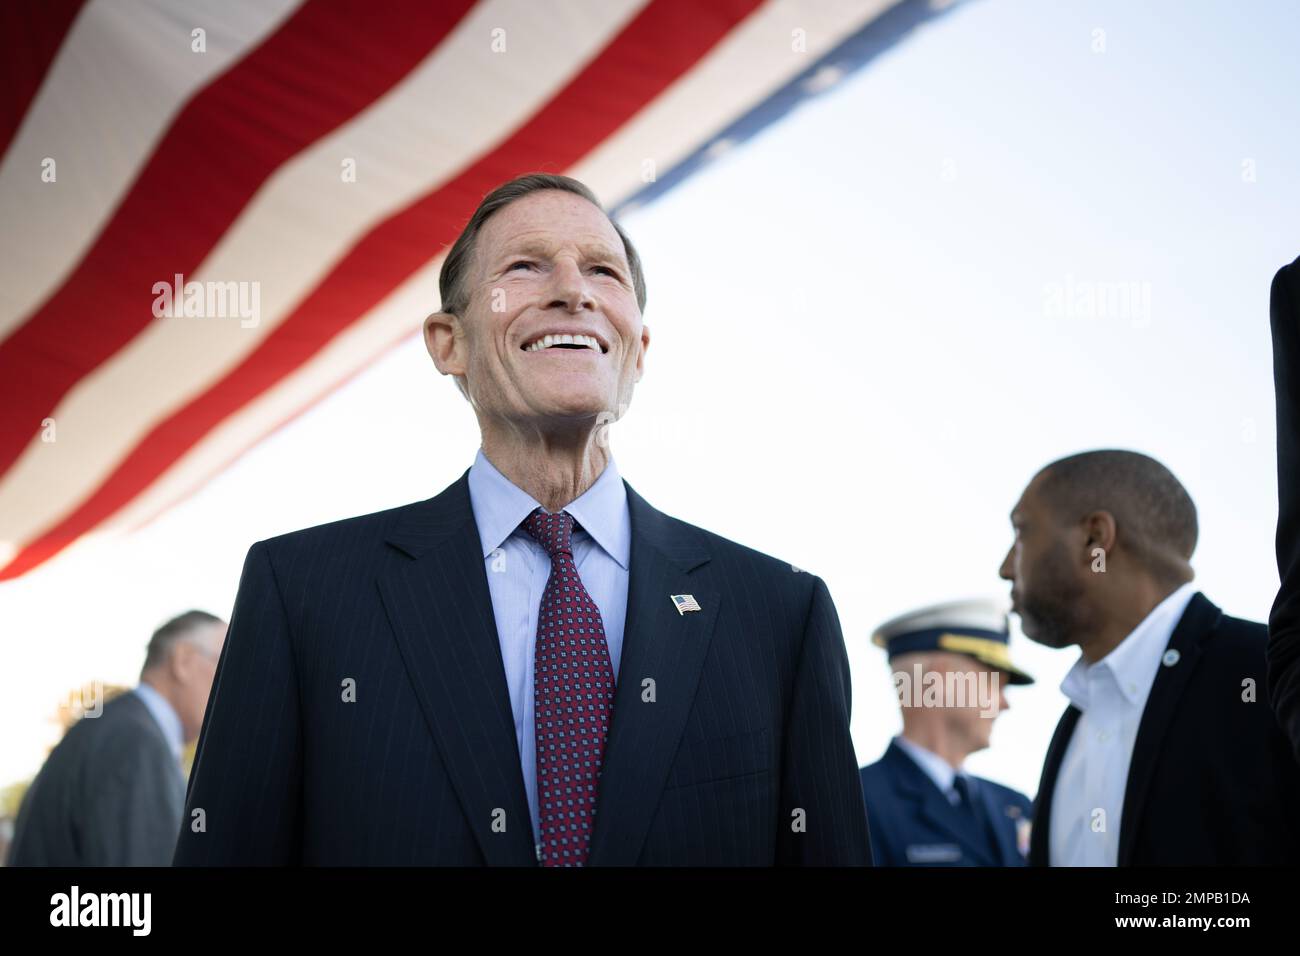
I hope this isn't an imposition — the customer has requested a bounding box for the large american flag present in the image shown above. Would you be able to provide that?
[0,0,956,580]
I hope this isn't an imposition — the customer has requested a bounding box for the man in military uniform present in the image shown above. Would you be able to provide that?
[860,599,1034,866]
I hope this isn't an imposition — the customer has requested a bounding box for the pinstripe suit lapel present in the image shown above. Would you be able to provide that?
[378,471,535,866]
[586,482,719,866]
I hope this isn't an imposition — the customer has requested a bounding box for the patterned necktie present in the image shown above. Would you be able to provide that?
[522,507,617,867]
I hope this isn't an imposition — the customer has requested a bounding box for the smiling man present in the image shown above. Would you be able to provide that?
[173,173,870,867]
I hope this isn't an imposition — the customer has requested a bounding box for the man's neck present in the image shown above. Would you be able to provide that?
[480,428,610,513]
[138,673,172,704]
[1076,577,1187,664]
[900,727,970,771]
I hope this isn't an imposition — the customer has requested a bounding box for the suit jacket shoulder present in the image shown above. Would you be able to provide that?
[53,691,172,781]
[258,473,823,603]
[625,481,836,629]
[255,494,442,570]
[1203,609,1268,667]
[9,692,180,867]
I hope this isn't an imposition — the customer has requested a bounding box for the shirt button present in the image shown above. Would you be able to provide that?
[1097,730,1110,742]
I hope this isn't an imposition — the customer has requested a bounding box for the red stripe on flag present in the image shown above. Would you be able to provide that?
[0,0,87,160]
[124,322,420,540]
[0,0,764,579]
[0,0,475,475]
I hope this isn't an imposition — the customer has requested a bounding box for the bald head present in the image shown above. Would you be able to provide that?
[1000,449,1198,655]
[1033,449,1197,584]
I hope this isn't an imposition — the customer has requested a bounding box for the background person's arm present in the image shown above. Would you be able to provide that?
[173,540,304,865]
[776,575,873,865]
[1270,254,1300,762]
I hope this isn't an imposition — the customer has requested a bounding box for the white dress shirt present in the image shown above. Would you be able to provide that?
[466,447,631,847]
[1049,582,1198,866]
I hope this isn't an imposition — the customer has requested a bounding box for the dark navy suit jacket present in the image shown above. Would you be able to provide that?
[1030,593,1300,866]
[859,740,1030,866]
[1270,253,1300,762]
[172,469,871,865]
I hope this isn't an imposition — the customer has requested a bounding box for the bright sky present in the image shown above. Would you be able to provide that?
[4,0,1299,798]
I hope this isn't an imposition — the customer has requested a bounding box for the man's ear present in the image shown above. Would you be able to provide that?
[1081,510,1118,562]
[634,322,650,382]
[425,311,466,379]
[169,643,197,684]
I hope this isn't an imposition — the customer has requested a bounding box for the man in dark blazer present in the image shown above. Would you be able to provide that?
[8,611,225,866]
[173,174,871,867]
[999,450,1300,865]
[859,599,1034,866]
[1269,254,1300,762]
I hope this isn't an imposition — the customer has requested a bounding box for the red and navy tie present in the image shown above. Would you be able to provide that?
[523,507,616,867]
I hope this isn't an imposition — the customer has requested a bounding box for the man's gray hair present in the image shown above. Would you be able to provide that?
[141,610,223,674]
[438,173,647,321]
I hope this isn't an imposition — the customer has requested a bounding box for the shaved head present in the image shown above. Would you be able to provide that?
[1033,449,1197,584]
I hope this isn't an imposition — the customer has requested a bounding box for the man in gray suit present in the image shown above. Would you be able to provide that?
[8,610,226,866]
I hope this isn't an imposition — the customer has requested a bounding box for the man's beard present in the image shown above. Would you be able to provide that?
[1018,543,1088,649]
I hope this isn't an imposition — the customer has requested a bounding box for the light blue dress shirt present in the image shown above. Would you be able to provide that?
[133,682,183,760]
[894,734,969,806]
[466,447,631,846]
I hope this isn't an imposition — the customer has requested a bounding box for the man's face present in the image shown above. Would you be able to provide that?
[174,623,226,742]
[998,475,1090,649]
[952,660,1009,752]
[937,655,1007,752]
[433,190,649,427]
[895,652,1009,754]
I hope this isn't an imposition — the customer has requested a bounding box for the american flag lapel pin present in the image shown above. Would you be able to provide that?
[671,594,701,615]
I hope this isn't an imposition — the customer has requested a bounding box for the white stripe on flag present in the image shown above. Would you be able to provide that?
[0,0,305,334]
[569,0,897,207]
[1,0,898,573]
[0,0,649,552]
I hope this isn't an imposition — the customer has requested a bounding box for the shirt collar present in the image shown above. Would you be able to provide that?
[894,735,960,793]
[466,448,630,570]
[1059,581,1198,710]
[133,682,183,759]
